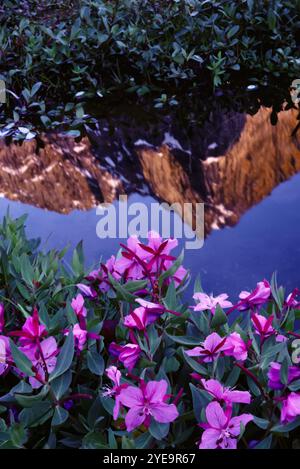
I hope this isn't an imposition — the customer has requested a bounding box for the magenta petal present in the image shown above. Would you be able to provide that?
[199,428,220,449]
[40,337,57,358]
[119,386,144,407]
[204,332,223,352]
[185,347,203,357]
[219,437,237,449]
[113,395,121,421]
[125,406,145,432]
[145,380,168,403]
[150,403,179,423]
[229,414,253,436]
[202,379,223,400]
[226,390,251,404]
[205,401,227,429]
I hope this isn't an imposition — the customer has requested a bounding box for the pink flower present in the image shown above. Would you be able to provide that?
[76,283,97,298]
[103,366,128,420]
[21,337,58,389]
[109,342,141,370]
[281,392,300,424]
[185,333,230,363]
[238,280,271,311]
[72,324,88,351]
[223,332,248,361]
[87,256,121,293]
[118,379,179,432]
[193,292,232,314]
[268,362,300,390]
[0,335,10,376]
[71,294,87,319]
[115,236,148,280]
[199,401,253,449]
[124,299,165,330]
[276,334,287,343]
[104,366,121,393]
[142,232,187,286]
[168,264,188,287]
[285,289,300,309]
[100,256,121,291]
[251,313,274,338]
[139,231,177,273]
[0,304,4,333]
[85,269,100,281]
[10,308,47,346]
[201,379,251,406]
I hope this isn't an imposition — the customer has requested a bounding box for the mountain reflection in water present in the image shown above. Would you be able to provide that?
[0,105,299,298]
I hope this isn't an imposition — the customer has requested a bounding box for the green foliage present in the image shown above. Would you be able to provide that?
[1,213,300,449]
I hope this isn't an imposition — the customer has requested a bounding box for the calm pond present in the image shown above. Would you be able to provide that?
[0,100,300,299]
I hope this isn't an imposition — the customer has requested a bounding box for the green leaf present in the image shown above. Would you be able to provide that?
[20,253,34,286]
[52,406,69,426]
[163,281,177,310]
[49,332,74,382]
[225,365,241,387]
[9,423,28,448]
[134,432,154,449]
[108,429,118,449]
[189,383,211,422]
[253,416,269,430]
[72,241,84,276]
[100,396,115,416]
[15,386,49,408]
[82,432,108,449]
[163,356,180,373]
[149,420,170,440]
[123,279,148,293]
[211,305,228,328]
[9,339,35,377]
[288,379,300,391]
[19,402,53,428]
[0,405,6,414]
[51,370,72,399]
[254,434,272,449]
[121,436,135,449]
[271,416,300,433]
[182,349,209,376]
[166,334,201,346]
[87,349,104,376]
[189,310,209,335]
[280,357,289,385]
[108,273,136,302]
[30,82,42,97]
[193,274,202,294]
[158,250,184,288]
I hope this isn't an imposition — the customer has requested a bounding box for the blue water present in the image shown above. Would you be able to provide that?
[1,171,300,303]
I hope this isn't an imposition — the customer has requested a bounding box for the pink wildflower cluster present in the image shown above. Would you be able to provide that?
[7,308,58,388]
[1,228,300,450]
[80,231,187,298]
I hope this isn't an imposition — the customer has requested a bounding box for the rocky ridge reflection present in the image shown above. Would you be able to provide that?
[0,106,299,237]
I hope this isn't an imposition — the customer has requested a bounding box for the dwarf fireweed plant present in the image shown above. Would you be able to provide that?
[0,214,300,449]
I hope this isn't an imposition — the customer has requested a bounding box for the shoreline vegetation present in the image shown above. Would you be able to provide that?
[0,0,299,139]
[0,214,299,449]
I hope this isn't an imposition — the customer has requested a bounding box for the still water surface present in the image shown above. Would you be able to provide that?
[0,105,300,300]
